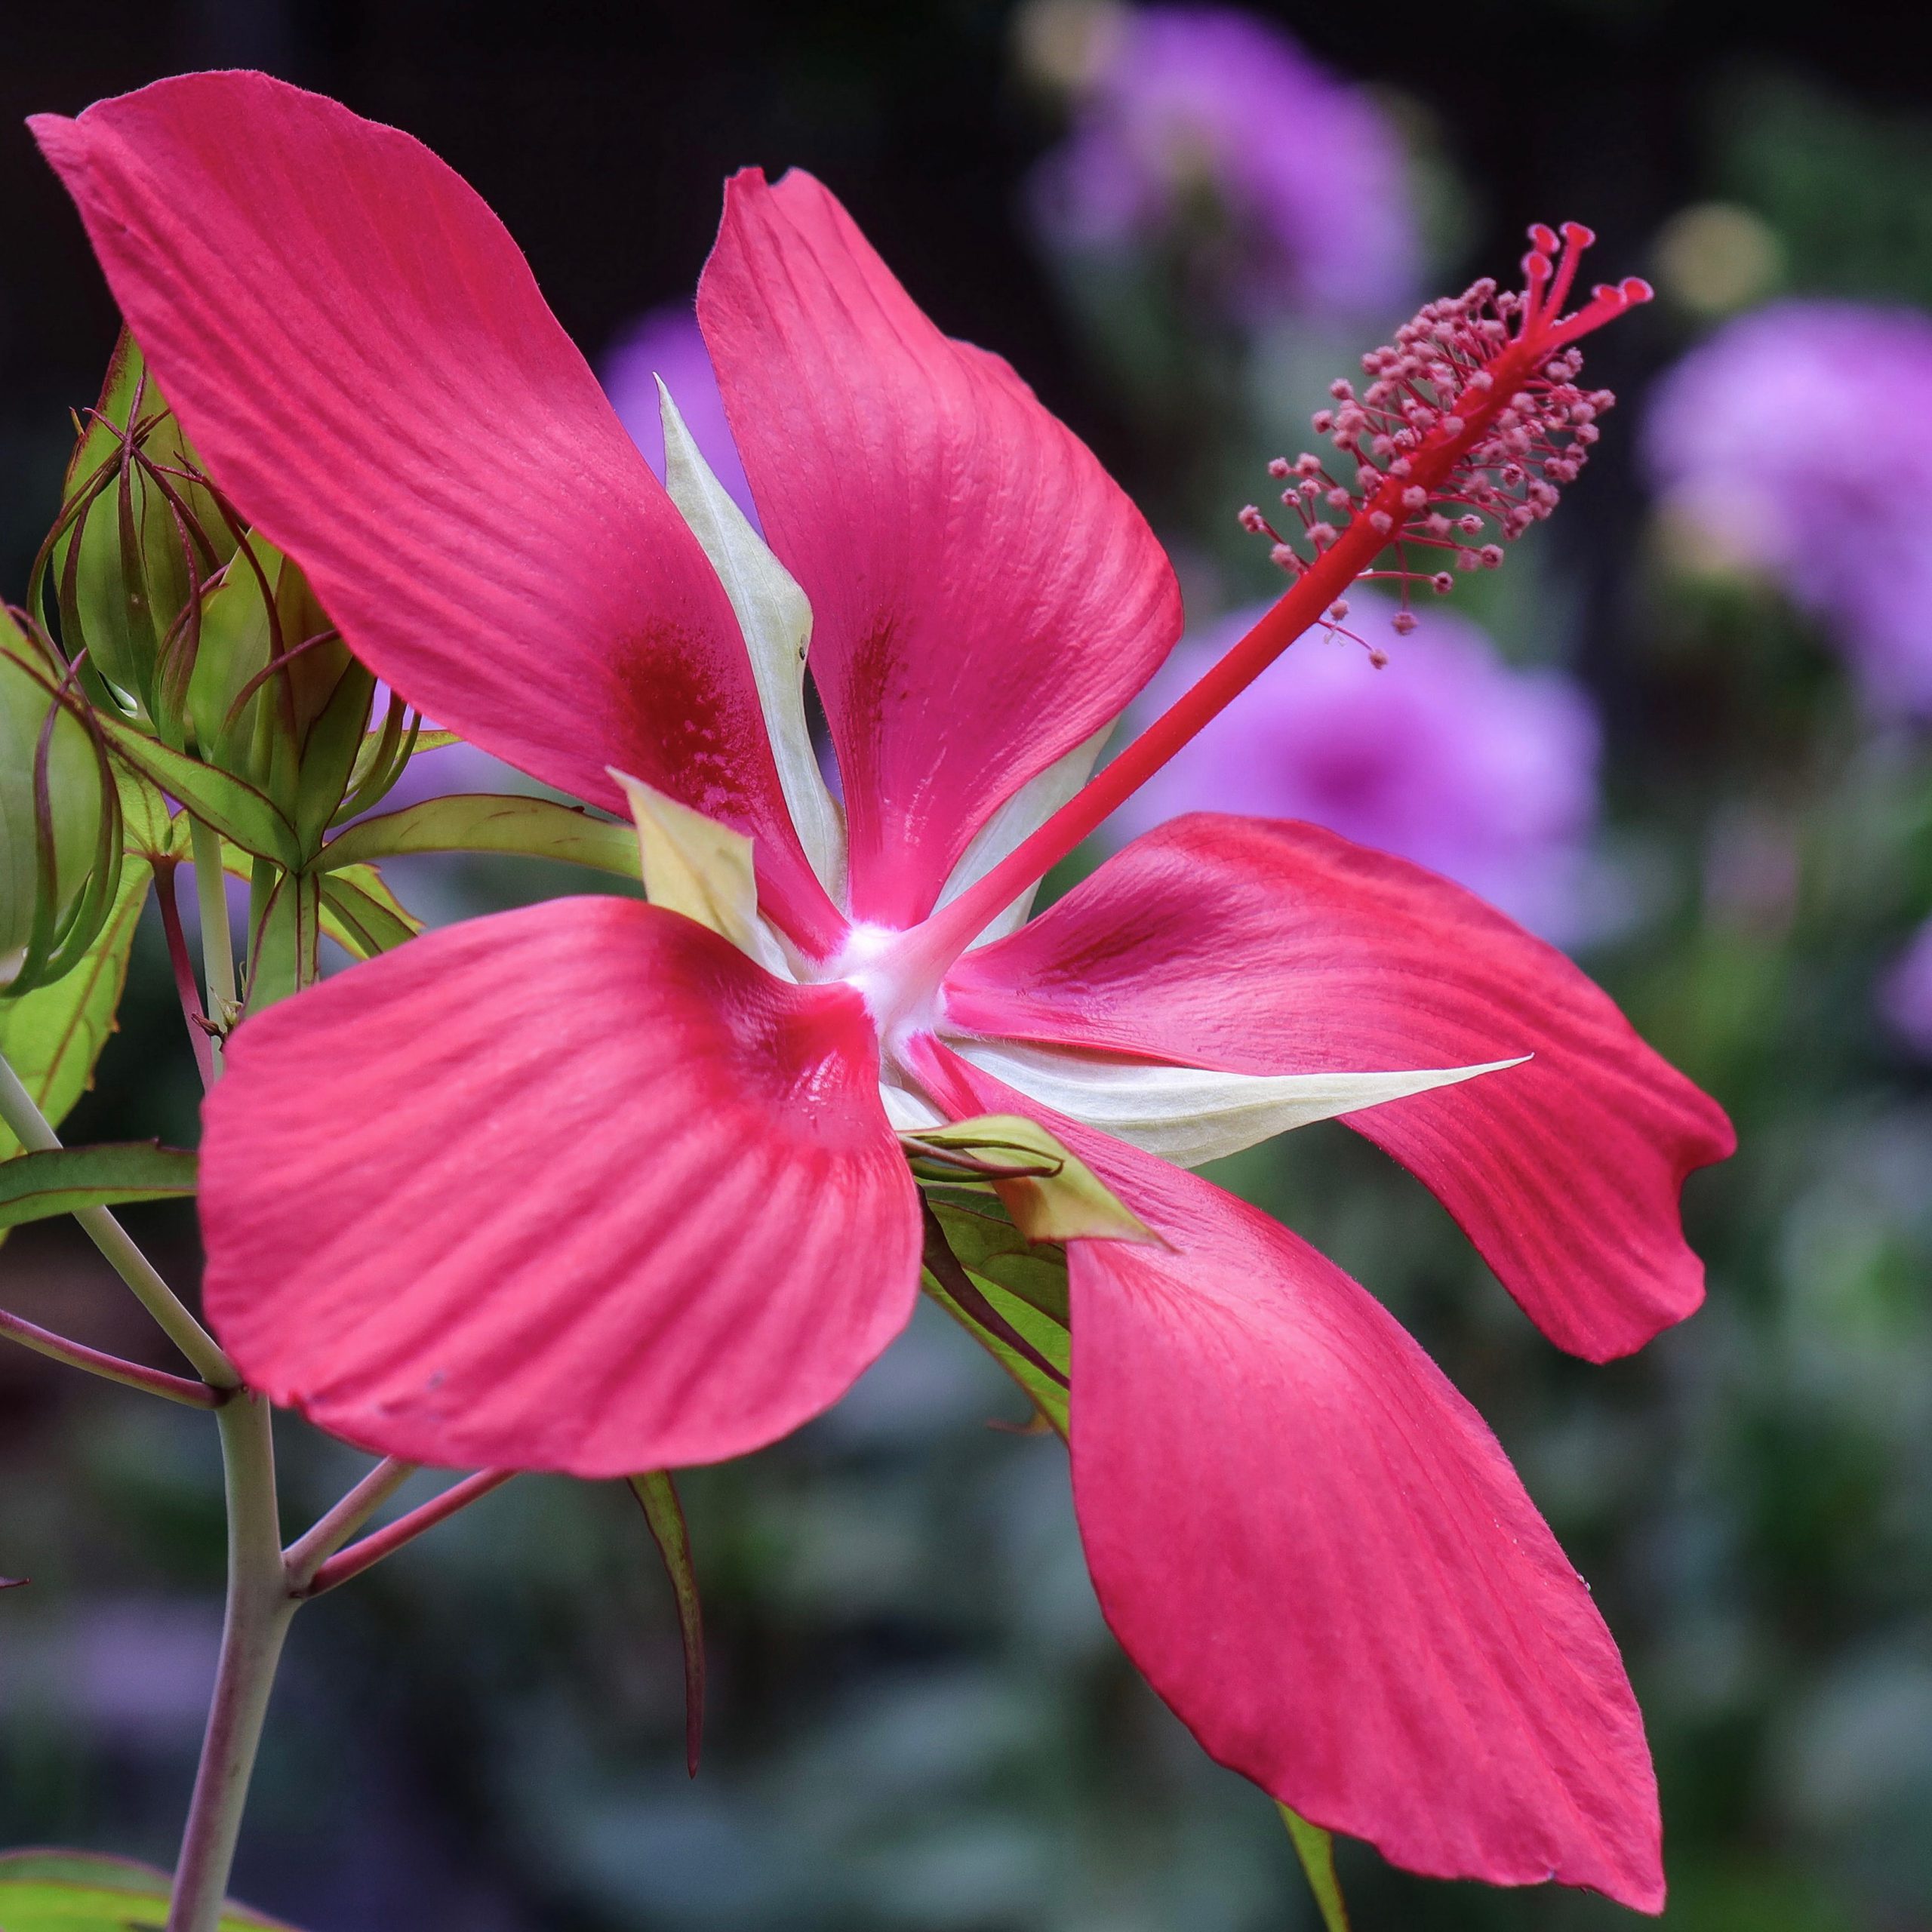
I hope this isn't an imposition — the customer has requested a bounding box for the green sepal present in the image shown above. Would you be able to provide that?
[923,1198,1071,1436]
[0,613,122,993]
[905,1114,1159,1247]
[626,1472,706,1777]
[320,792,639,876]
[0,854,152,1162]
[99,711,302,869]
[245,869,320,1014]
[0,1141,197,1230]
[292,654,377,855]
[331,696,417,826]
[0,1848,297,1930]
[1279,1807,1351,1932]
[318,863,422,958]
[928,1197,1070,1325]
[112,758,184,865]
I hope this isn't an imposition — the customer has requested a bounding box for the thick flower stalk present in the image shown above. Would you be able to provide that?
[37,72,1730,1915]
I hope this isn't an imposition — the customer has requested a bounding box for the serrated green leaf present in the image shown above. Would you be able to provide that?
[317,864,421,958]
[319,793,638,877]
[1280,1807,1351,1932]
[908,1115,1158,1247]
[0,1848,296,1929]
[0,856,151,1163]
[98,713,300,869]
[0,1142,196,1229]
[626,1472,705,1777]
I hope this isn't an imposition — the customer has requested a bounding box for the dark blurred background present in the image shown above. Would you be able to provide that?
[7,2,1932,1928]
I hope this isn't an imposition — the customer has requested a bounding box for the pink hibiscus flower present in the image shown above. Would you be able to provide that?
[36,73,1732,1911]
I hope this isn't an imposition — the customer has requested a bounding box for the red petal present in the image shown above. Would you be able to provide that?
[32,75,840,954]
[698,168,1182,928]
[200,899,920,1475]
[942,815,1733,1360]
[913,1039,1664,1911]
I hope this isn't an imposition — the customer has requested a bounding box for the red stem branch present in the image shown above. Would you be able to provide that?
[0,1302,223,1407]
[299,1468,515,1597]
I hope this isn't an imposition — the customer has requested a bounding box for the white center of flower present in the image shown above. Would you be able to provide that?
[821,920,947,1049]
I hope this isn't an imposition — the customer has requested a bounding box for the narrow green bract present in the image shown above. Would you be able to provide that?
[0,1141,197,1229]
[1279,1807,1352,1932]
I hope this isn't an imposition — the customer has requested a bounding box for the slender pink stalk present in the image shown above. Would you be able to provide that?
[0,1303,223,1407]
[299,1468,515,1597]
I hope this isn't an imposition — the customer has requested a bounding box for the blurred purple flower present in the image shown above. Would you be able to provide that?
[600,301,759,525]
[1026,3,1417,320]
[1882,919,1932,1058]
[1109,599,1601,942]
[1647,300,1932,716]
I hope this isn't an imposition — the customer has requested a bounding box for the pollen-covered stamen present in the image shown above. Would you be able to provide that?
[1240,221,1648,633]
[910,221,1647,976]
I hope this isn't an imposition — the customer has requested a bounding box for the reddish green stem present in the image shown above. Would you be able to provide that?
[300,1469,515,1597]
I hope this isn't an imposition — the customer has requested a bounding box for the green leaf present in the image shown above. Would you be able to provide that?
[0,1142,196,1230]
[319,792,638,878]
[1279,1807,1352,1932]
[317,864,422,959]
[98,713,300,869]
[0,856,152,1162]
[626,1472,706,1777]
[245,869,319,1014]
[0,1848,297,1929]
[906,1115,1159,1247]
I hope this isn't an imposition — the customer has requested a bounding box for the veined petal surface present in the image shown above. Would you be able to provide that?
[699,168,1183,928]
[912,1040,1665,1912]
[942,814,1734,1361]
[200,899,921,1475]
[33,72,841,954]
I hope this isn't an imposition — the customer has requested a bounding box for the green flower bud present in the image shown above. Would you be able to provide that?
[185,536,375,833]
[43,329,235,737]
[0,615,113,991]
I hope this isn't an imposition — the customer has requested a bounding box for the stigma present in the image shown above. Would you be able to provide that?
[1238,221,1651,638]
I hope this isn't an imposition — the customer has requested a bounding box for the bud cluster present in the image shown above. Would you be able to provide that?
[27,332,423,847]
[1237,222,1650,638]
